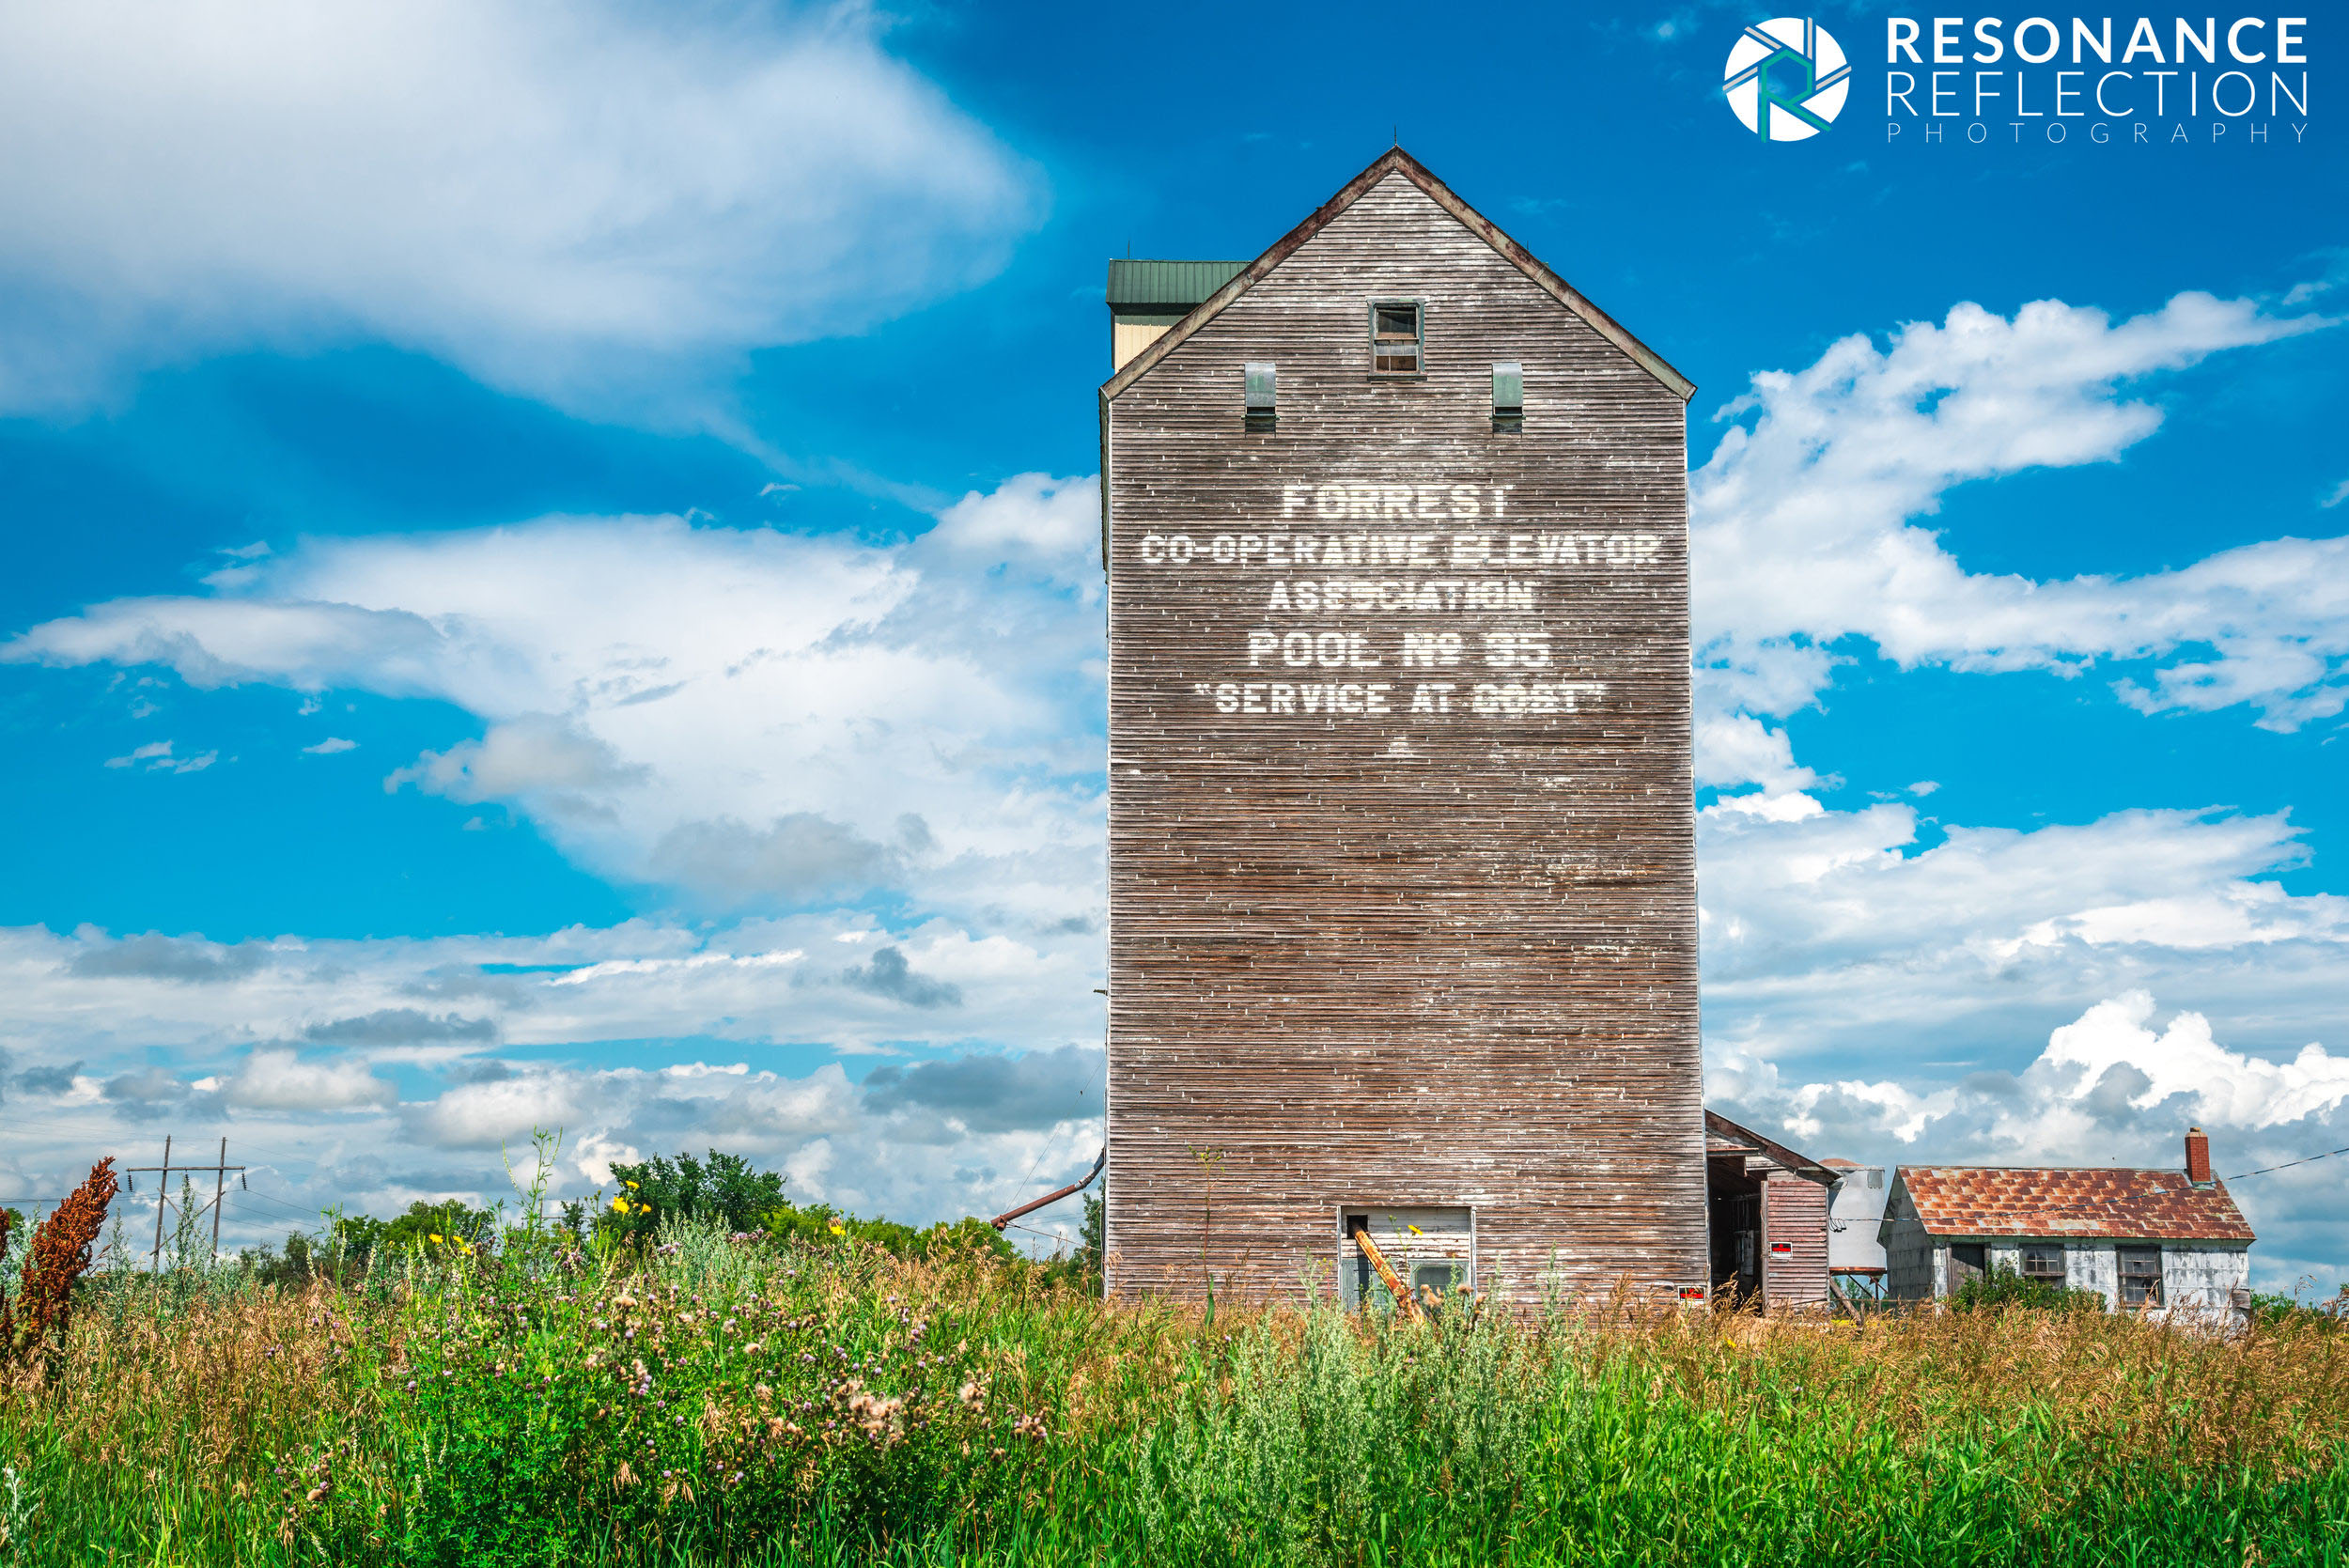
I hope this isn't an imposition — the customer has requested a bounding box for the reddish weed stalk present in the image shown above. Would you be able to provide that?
[3,1157,119,1359]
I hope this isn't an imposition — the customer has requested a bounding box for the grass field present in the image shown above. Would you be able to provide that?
[5,1215,2348,1567]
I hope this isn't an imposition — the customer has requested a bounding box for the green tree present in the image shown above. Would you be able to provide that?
[603,1149,786,1243]
[1081,1178,1105,1281]
[373,1198,496,1254]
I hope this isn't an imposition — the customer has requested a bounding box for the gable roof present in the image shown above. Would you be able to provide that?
[1097,147,1695,406]
[1893,1166,2255,1243]
[1703,1109,1838,1185]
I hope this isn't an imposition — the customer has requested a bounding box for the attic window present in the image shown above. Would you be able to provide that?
[2118,1246,2164,1307]
[1370,301,1423,375]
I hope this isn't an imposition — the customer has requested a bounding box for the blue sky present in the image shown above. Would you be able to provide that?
[0,2,2343,1286]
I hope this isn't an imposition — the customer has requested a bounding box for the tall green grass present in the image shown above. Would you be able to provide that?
[5,1219,2345,1566]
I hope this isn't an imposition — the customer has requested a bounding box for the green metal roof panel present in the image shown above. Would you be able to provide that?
[1106,259,1249,309]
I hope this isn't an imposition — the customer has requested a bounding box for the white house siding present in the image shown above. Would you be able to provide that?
[1959,1239,2247,1313]
[2069,1244,2118,1302]
[2162,1245,2250,1314]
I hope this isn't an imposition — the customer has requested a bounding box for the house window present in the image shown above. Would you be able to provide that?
[1370,301,1423,375]
[1340,1207,1472,1312]
[2020,1244,2065,1281]
[2118,1247,2164,1307]
[1949,1242,1986,1287]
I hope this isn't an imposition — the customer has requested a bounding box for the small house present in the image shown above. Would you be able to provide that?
[1879,1128,2254,1313]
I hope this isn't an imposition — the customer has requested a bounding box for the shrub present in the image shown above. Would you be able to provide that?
[760,1199,1015,1262]
[1952,1263,2106,1313]
[2248,1285,2348,1329]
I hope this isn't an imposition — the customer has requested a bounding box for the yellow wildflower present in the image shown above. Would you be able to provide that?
[429,1233,444,1244]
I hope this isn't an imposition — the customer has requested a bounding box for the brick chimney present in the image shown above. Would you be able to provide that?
[2185,1126,2213,1187]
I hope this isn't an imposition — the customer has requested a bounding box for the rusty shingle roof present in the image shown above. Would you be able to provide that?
[1899,1167,2254,1242]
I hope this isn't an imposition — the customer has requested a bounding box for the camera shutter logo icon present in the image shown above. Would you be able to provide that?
[1723,18,1849,140]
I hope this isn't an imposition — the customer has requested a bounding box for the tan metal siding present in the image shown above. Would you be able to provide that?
[1102,171,1705,1309]
[1112,320,1173,371]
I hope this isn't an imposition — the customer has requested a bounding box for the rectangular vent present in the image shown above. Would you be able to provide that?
[1244,362,1277,430]
[1492,362,1524,431]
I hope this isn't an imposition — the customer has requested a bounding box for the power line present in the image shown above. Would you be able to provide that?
[999,1218,1081,1249]
[224,1189,328,1222]
[124,1135,249,1270]
[2226,1144,2349,1183]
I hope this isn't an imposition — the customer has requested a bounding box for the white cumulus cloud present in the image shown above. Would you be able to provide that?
[6,494,1105,923]
[1698,796,2349,1060]
[0,0,1040,416]
[222,1047,396,1110]
[1691,290,2343,793]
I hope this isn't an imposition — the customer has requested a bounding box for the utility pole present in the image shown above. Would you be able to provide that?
[210,1136,229,1256]
[147,1134,168,1271]
[124,1135,247,1272]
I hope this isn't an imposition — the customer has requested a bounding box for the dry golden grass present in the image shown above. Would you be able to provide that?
[14,1283,380,1484]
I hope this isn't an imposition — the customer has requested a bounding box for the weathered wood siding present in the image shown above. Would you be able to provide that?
[1101,165,1706,1308]
[1760,1175,1829,1312]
